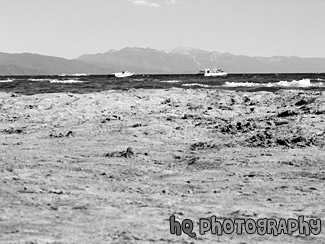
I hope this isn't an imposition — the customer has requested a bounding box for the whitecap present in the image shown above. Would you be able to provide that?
[223,79,324,88]
[0,79,14,83]
[223,81,273,87]
[49,79,86,83]
[59,73,88,77]
[28,78,49,81]
[276,79,323,87]
[29,78,86,83]
[182,83,212,88]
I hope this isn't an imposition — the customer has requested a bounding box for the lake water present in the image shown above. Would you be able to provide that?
[0,73,324,95]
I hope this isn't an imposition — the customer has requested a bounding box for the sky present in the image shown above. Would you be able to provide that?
[1,0,325,59]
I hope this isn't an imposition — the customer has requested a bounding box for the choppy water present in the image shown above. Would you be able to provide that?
[0,73,324,95]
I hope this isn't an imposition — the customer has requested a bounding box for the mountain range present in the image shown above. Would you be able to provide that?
[1,47,325,75]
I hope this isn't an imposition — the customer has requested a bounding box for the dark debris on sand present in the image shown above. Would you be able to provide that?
[104,147,135,158]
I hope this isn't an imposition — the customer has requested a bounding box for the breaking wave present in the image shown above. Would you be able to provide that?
[59,73,88,76]
[223,79,324,88]
[28,78,86,83]
[223,82,270,87]
[182,83,213,88]
[277,79,324,87]
[49,79,86,83]
[0,79,13,83]
[28,78,49,81]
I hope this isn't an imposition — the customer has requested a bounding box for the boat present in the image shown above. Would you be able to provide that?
[198,68,227,77]
[114,71,134,78]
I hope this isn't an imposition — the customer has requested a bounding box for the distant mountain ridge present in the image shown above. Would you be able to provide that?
[77,47,325,74]
[0,52,104,75]
[1,48,325,75]
[77,47,198,74]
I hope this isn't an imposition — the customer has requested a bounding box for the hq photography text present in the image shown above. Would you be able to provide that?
[169,215,321,238]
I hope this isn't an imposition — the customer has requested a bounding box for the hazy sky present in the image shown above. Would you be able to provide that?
[1,0,325,59]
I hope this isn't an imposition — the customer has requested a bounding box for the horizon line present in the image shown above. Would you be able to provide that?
[1,47,325,60]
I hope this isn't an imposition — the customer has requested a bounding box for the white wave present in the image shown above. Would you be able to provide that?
[28,78,85,83]
[182,83,212,88]
[223,81,272,87]
[133,78,145,81]
[28,78,49,81]
[59,73,88,77]
[0,79,13,83]
[276,79,323,87]
[160,80,182,83]
[49,79,85,83]
[223,79,324,88]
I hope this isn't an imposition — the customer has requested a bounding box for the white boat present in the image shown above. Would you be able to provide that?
[198,68,227,77]
[114,71,134,78]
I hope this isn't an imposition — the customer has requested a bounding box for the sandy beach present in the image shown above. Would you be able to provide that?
[1,88,325,243]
